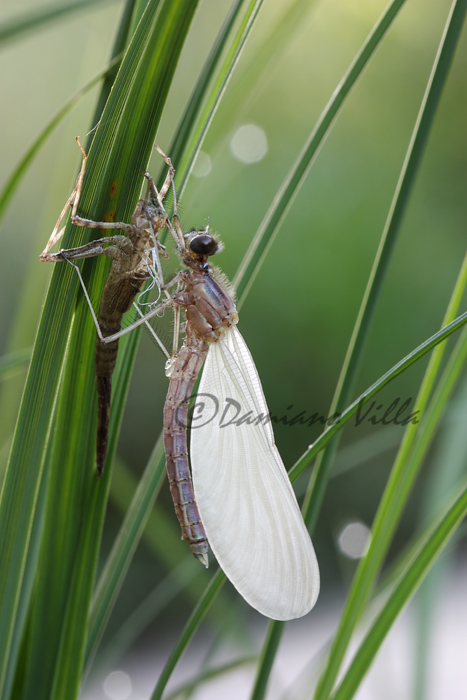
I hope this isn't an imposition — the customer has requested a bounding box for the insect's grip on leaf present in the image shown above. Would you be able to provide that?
[40,139,177,475]
[40,140,320,620]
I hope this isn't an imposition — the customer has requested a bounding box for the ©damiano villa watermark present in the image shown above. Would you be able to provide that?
[177,395,421,430]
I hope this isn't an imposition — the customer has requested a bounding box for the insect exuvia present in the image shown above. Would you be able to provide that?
[41,138,176,476]
[41,140,320,620]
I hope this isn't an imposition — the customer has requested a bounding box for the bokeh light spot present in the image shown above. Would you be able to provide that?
[338,521,371,559]
[103,670,132,700]
[192,151,212,178]
[230,124,268,163]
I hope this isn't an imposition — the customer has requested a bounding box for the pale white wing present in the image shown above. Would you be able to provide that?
[190,327,319,620]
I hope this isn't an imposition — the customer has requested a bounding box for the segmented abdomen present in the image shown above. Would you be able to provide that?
[163,332,209,565]
[95,273,147,476]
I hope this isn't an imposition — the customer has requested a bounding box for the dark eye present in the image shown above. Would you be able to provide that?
[189,234,218,256]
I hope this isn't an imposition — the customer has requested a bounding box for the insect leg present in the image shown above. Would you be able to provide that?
[67,138,134,234]
[153,143,175,200]
[41,186,79,257]
[96,296,176,344]
[131,302,171,359]
[40,136,89,257]
[170,276,185,355]
[39,235,130,263]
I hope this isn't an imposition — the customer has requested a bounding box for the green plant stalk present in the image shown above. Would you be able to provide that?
[248,0,411,683]
[86,0,142,150]
[134,306,467,700]
[303,0,467,539]
[412,373,467,700]
[0,55,121,224]
[84,436,166,669]
[34,2,201,694]
[150,568,226,700]
[0,1,199,698]
[165,0,246,177]
[165,655,256,700]
[176,0,266,197]
[331,479,467,700]
[312,13,467,669]
[82,0,269,669]
[0,0,117,46]
[234,0,408,305]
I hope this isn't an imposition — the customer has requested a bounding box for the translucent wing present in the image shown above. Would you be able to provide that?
[190,327,319,620]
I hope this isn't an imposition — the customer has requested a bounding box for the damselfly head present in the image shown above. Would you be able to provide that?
[185,228,222,258]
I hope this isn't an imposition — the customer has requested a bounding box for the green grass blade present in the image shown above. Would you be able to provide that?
[0,54,122,225]
[83,0,268,672]
[165,0,246,175]
[331,480,467,700]
[34,1,201,693]
[165,656,257,700]
[176,0,266,196]
[150,568,226,700]
[0,0,117,46]
[234,0,408,305]
[0,349,31,375]
[251,302,467,700]
[303,0,467,543]
[0,1,200,698]
[84,437,166,669]
[412,375,467,700]
[314,153,467,700]
[290,317,467,480]
[86,0,141,149]
[250,621,285,700]
[93,558,205,674]
[87,448,235,673]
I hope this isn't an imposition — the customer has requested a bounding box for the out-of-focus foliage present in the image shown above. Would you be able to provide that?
[0,0,466,697]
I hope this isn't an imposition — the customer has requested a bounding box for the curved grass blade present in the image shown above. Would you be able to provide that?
[0,0,118,47]
[175,0,265,196]
[0,54,122,225]
[0,348,31,376]
[84,436,166,668]
[84,0,268,669]
[150,568,226,700]
[290,311,467,484]
[312,0,467,678]
[253,0,467,694]
[165,656,257,700]
[331,479,467,700]
[87,0,141,139]
[412,376,467,700]
[234,0,408,305]
[0,2,200,698]
[30,1,201,692]
[165,0,246,176]
[92,558,205,674]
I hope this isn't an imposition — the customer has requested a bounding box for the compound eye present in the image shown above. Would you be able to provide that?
[189,234,218,256]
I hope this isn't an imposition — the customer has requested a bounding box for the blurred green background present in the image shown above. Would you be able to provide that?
[1,0,466,648]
